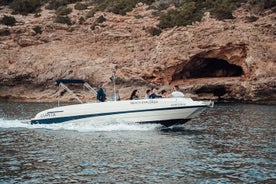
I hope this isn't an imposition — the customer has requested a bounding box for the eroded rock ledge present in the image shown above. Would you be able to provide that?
[0,5,275,104]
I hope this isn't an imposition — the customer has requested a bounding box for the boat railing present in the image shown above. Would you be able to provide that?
[58,82,83,105]
[56,79,99,106]
[83,82,97,96]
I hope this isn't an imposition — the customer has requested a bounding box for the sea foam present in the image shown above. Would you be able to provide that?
[0,118,161,132]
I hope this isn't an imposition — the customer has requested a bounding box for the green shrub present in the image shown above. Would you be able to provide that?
[0,15,16,26]
[86,9,96,18]
[46,0,67,10]
[106,0,136,15]
[46,0,83,10]
[141,0,155,4]
[148,27,162,36]
[157,0,247,29]
[92,0,155,15]
[152,0,182,11]
[96,15,106,24]
[134,14,144,19]
[33,25,42,34]
[263,0,276,9]
[0,0,13,6]
[10,0,41,15]
[248,0,276,9]
[90,24,96,30]
[90,15,106,30]
[158,2,202,29]
[208,0,237,20]
[79,16,85,24]
[55,6,72,16]
[0,28,11,36]
[54,15,72,25]
[74,2,88,10]
[246,16,258,22]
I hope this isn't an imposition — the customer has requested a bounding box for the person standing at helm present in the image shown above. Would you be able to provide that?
[97,83,106,102]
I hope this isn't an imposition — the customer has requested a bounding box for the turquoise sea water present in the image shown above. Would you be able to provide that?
[0,102,275,183]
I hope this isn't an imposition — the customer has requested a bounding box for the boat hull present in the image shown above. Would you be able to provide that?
[31,98,212,127]
[140,119,191,127]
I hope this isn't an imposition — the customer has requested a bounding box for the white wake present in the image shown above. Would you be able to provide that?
[0,118,161,132]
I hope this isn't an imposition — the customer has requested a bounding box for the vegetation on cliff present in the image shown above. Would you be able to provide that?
[1,0,275,28]
[157,0,275,28]
[0,15,16,26]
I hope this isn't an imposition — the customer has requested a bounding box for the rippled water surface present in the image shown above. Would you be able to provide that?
[0,102,275,183]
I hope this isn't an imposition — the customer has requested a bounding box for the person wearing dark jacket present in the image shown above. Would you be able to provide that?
[149,87,162,99]
[97,83,106,102]
[160,89,168,98]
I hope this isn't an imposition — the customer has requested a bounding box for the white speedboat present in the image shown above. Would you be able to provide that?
[30,79,213,127]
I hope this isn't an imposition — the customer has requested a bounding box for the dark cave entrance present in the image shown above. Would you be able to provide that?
[172,57,244,80]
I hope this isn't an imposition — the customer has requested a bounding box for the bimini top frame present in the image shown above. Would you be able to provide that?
[56,79,97,106]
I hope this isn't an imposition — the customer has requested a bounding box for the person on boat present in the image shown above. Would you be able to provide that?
[149,87,162,99]
[130,89,139,100]
[161,89,168,98]
[97,83,106,102]
[144,89,151,99]
[171,85,185,98]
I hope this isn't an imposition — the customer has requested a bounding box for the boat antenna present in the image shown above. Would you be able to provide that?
[58,83,60,107]
[110,71,116,101]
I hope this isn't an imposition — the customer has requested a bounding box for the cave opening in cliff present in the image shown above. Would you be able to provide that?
[172,57,244,80]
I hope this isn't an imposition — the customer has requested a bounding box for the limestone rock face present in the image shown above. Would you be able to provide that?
[0,4,275,104]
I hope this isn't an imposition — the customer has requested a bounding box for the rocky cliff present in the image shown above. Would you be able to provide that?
[0,4,275,104]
